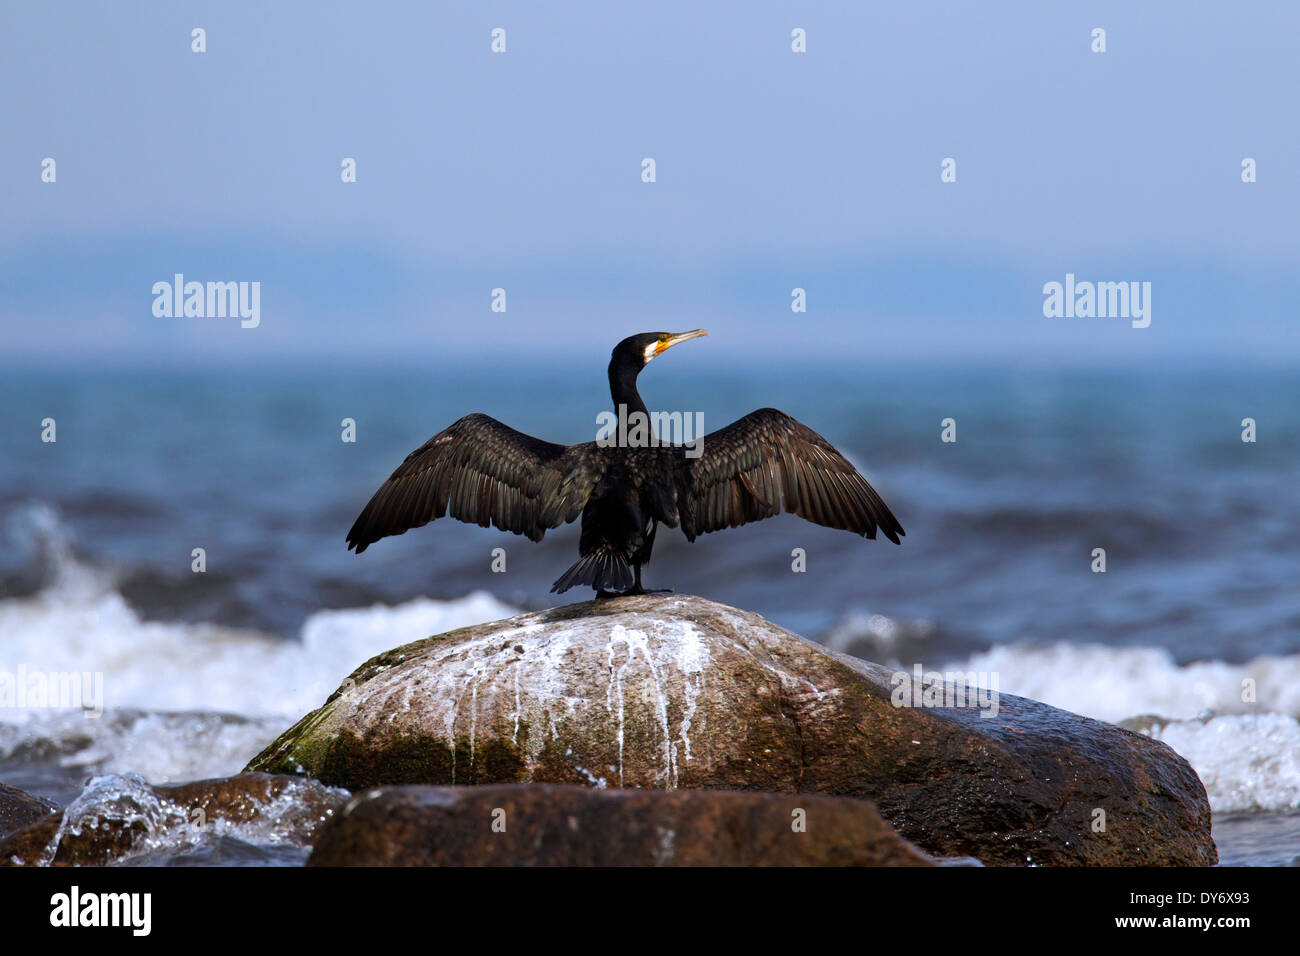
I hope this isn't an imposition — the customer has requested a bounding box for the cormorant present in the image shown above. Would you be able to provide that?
[345,331,904,595]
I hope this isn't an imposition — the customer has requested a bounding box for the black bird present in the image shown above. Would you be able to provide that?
[346,331,904,595]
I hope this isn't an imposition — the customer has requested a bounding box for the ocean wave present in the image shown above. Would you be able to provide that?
[0,710,287,790]
[1148,714,1300,815]
[15,772,340,867]
[0,580,519,721]
[2,503,1298,815]
[963,642,1300,723]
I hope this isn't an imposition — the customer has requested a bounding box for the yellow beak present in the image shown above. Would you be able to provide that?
[655,329,708,355]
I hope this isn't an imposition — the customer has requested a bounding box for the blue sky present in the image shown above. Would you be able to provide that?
[2,1,1297,366]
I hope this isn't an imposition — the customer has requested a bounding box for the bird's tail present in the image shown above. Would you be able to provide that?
[551,548,634,594]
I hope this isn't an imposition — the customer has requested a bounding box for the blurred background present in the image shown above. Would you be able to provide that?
[1,2,1297,864]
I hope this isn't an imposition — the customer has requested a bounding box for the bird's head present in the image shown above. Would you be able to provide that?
[611,330,708,372]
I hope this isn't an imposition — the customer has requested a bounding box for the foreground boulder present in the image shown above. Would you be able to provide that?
[309,784,934,866]
[248,594,1216,866]
[0,783,58,839]
[0,772,346,867]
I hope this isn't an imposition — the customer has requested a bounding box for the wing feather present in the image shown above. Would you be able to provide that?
[674,408,904,543]
[346,413,599,552]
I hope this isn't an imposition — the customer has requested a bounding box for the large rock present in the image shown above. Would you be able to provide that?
[0,783,58,839]
[309,784,934,866]
[248,594,1216,866]
[0,772,346,867]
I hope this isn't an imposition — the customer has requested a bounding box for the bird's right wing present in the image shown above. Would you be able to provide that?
[346,413,600,552]
[673,407,905,544]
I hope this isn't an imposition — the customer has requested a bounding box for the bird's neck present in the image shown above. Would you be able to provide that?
[608,363,649,423]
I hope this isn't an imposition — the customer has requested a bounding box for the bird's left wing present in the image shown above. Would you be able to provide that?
[673,407,905,543]
[346,413,600,552]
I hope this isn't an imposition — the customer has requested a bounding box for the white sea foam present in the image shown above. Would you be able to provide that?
[0,522,519,783]
[1149,714,1300,814]
[0,572,518,721]
[964,642,1300,724]
[12,772,345,867]
[0,708,284,787]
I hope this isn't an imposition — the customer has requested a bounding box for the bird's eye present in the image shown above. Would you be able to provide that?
[658,334,668,343]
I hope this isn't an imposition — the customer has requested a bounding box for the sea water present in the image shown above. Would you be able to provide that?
[0,360,1296,865]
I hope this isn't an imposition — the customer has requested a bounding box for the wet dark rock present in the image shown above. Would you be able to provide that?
[248,593,1217,866]
[309,783,934,866]
[0,783,58,840]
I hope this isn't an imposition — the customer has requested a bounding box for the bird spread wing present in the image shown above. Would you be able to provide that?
[673,407,905,543]
[346,413,599,552]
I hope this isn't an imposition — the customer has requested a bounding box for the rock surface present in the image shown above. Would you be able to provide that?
[0,772,347,867]
[0,783,58,839]
[309,783,934,866]
[248,593,1217,866]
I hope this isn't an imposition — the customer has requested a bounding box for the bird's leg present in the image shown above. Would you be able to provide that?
[630,564,672,595]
